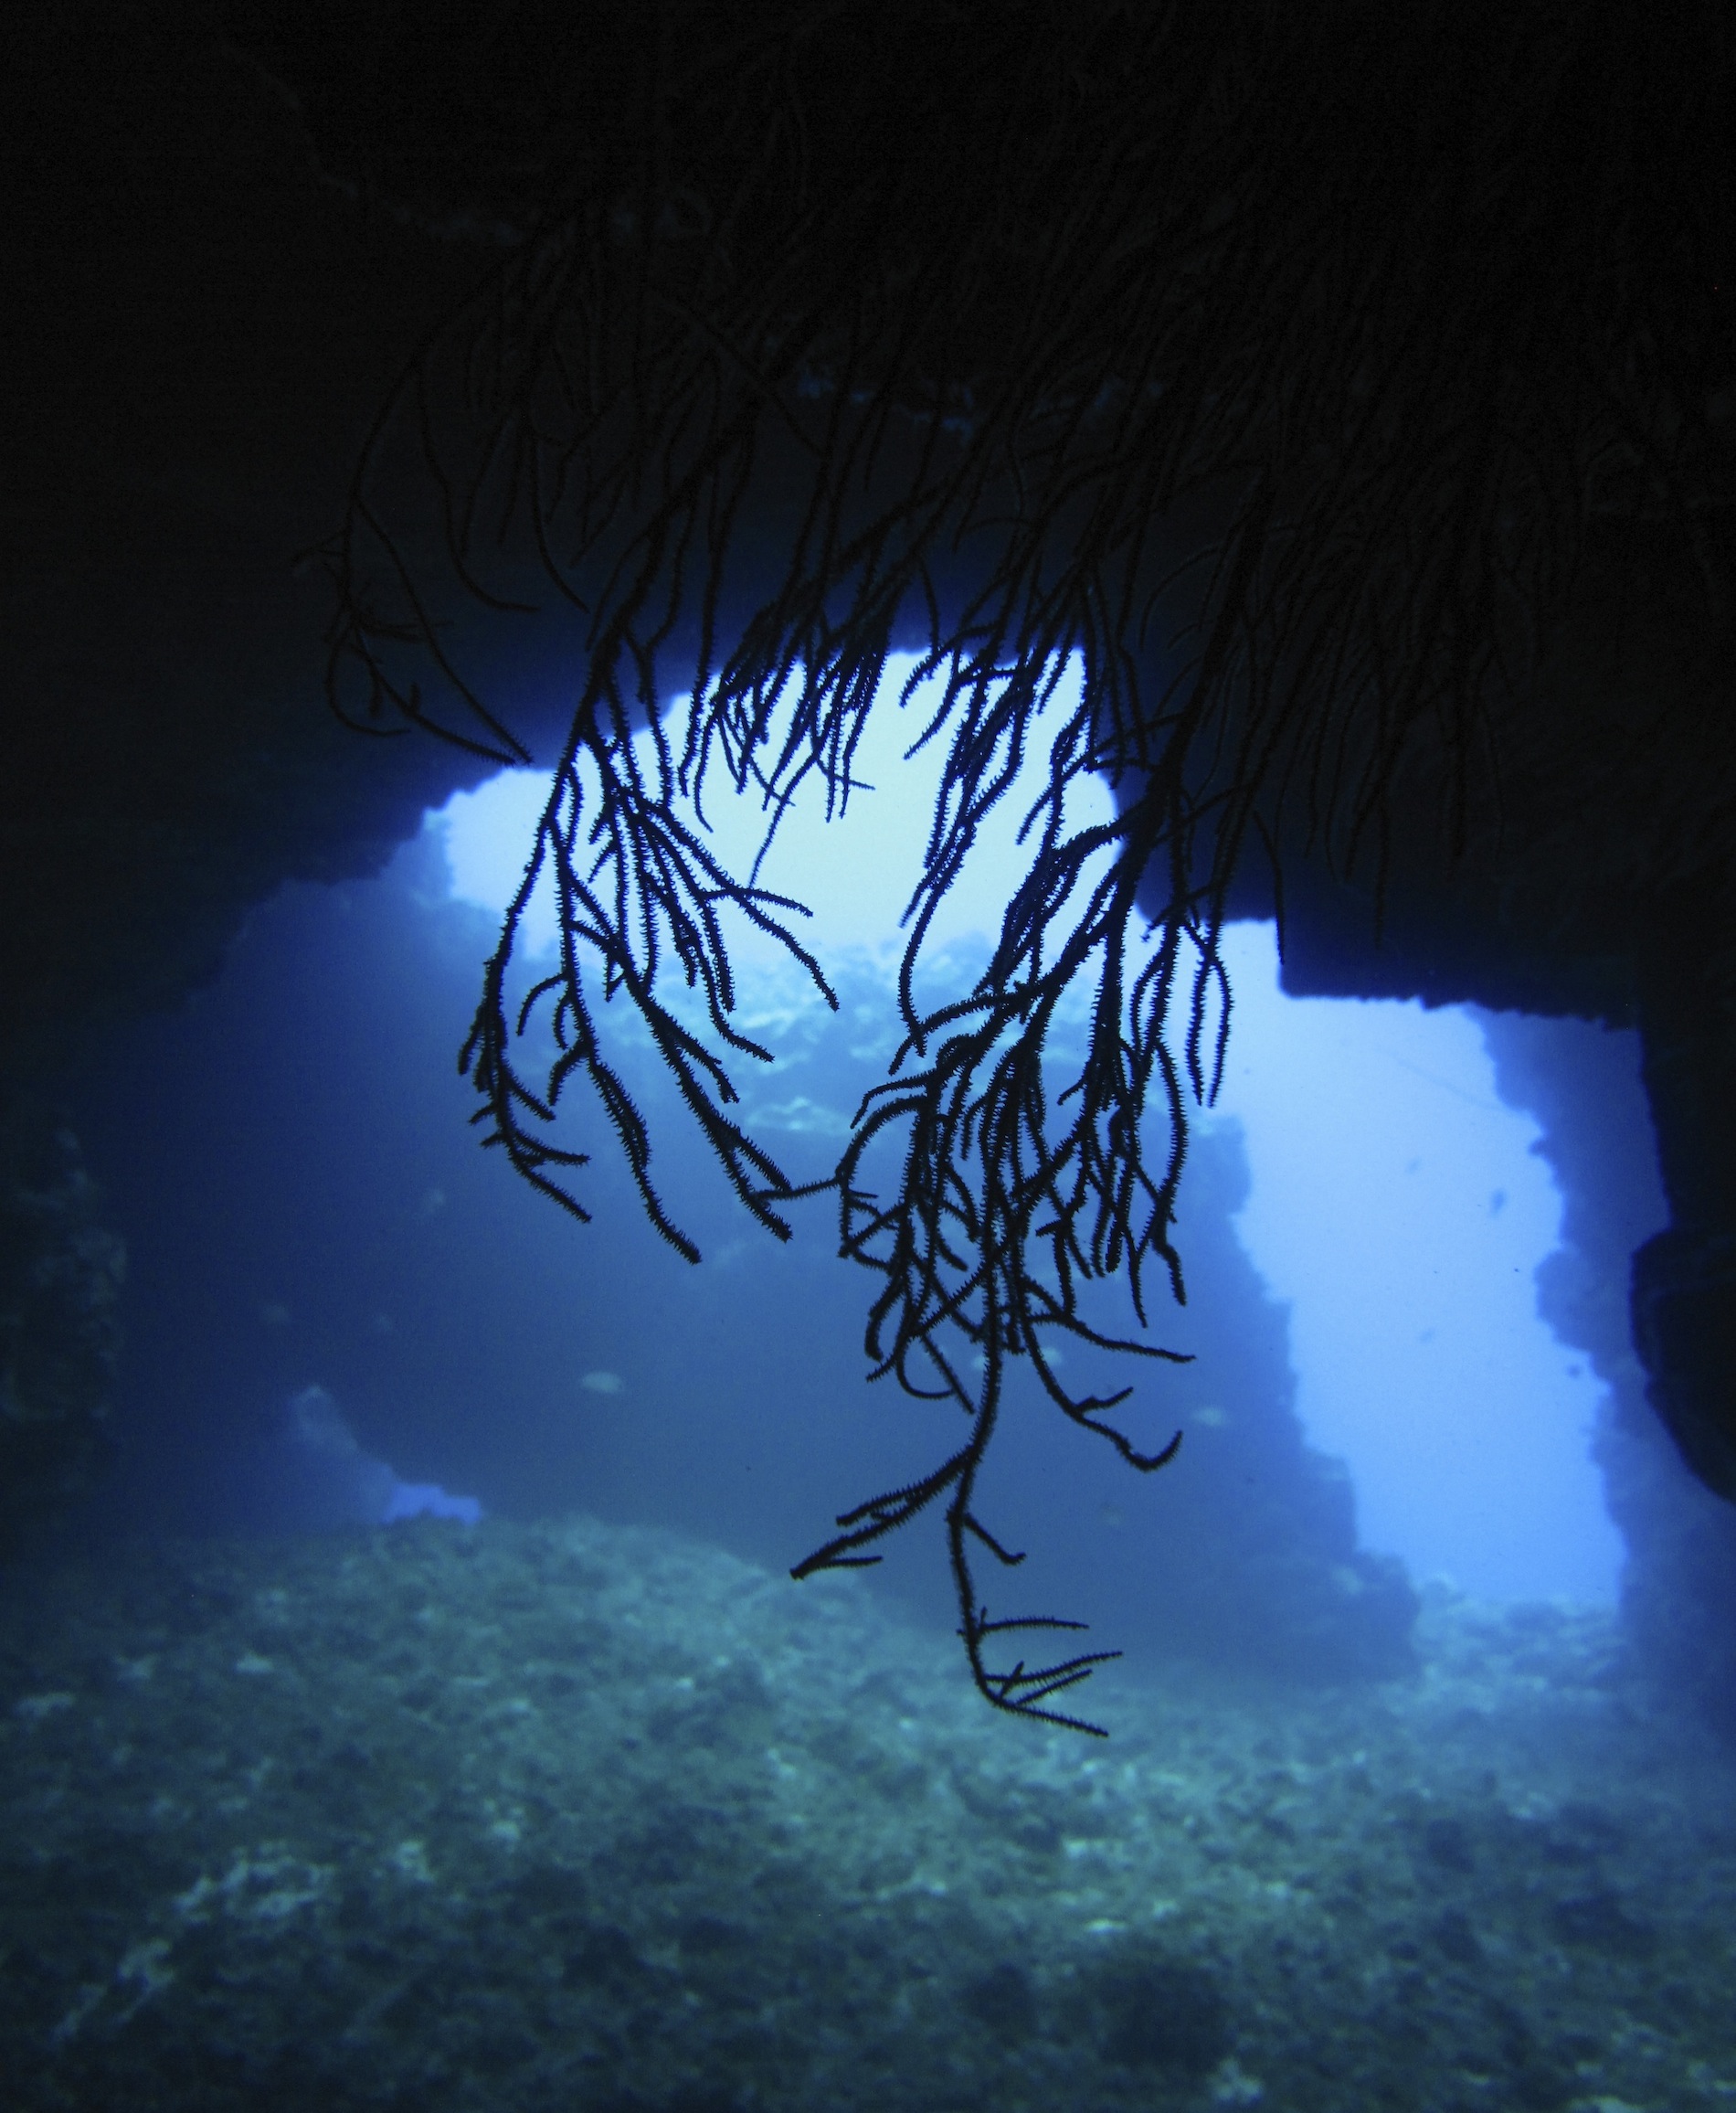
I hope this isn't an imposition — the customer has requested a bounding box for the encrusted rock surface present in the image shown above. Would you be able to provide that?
[3,1515,1733,2111]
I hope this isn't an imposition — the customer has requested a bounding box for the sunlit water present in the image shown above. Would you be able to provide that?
[439,657,1623,1603]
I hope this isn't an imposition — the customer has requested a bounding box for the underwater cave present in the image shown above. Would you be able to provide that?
[3,4,1734,2108]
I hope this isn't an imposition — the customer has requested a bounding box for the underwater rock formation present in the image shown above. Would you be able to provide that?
[1477,1011,1736,1742]
[245,1386,484,1535]
[0,1106,125,1556]
[996,1116,1420,1685]
[3,1513,1732,2110]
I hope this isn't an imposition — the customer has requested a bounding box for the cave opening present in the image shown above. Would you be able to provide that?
[5,9,1735,2095]
[433,658,1643,1612]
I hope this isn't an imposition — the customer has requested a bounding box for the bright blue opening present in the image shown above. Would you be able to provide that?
[434,661,1625,1604]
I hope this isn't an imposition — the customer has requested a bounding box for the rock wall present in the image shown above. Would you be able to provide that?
[0,1105,127,1558]
[1477,1011,1736,1740]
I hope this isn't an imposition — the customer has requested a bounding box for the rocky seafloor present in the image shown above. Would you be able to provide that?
[2,1514,1732,2113]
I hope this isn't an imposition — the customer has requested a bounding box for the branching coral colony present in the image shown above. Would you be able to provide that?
[308,1,1735,1729]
